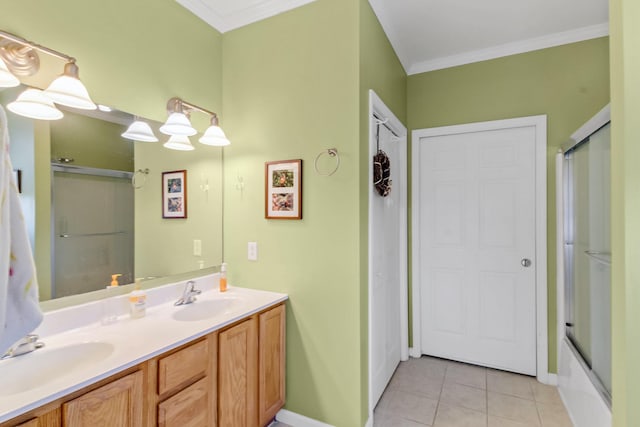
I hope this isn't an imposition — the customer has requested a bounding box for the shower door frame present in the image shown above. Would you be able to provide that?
[556,104,612,407]
[50,163,133,299]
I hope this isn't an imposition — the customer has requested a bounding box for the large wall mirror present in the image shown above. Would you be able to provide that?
[1,86,223,305]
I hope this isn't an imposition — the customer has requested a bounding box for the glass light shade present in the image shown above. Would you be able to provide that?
[0,58,20,88]
[122,120,158,142]
[159,112,197,136]
[44,75,96,110]
[163,135,194,151]
[7,88,63,120]
[199,125,231,146]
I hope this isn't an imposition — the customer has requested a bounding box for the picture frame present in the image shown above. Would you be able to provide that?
[162,170,187,219]
[265,159,302,219]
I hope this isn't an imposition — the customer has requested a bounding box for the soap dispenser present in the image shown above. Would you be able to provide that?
[128,278,147,319]
[219,263,228,292]
[102,274,121,325]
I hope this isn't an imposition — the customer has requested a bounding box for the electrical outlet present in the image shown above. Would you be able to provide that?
[248,241,258,261]
[193,239,202,256]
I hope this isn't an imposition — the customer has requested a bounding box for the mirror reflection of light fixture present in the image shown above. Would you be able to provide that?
[122,119,158,142]
[159,97,231,148]
[199,116,230,146]
[163,134,195,151]
[0,29,96,119]
[0,57,20,87]
[7,88,63,120]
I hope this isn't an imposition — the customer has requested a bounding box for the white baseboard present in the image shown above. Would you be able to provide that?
[409,347,421,358]
[276,409,335,427]
[364,415,373,427]
[537,371,558,386]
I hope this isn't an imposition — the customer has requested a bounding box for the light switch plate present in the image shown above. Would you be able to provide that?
[248,241,258,261]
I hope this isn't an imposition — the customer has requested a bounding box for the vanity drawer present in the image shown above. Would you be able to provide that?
[157,377,211,427]
[158,339,209,396]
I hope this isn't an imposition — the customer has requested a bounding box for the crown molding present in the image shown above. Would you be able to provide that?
[408,22,609,75]
[176,0,316,33]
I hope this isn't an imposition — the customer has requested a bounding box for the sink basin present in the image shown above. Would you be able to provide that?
[0,341,114,395]
[173,298,238,322]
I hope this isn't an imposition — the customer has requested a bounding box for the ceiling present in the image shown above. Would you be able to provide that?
[176,0,609,75]
[176,0,316,34]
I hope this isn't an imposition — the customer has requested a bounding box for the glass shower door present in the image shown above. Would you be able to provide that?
[564,123,611,399]
[52,169,134,298]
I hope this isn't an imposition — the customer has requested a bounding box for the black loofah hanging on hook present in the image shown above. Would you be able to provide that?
[373,121,392,197]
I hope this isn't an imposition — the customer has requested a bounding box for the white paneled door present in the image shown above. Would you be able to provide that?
[370,123,403,406]
[417,124,538,375]
[369,91,408,412]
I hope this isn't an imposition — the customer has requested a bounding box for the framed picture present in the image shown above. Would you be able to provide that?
[162,170,187,219]
[265,159,302,219]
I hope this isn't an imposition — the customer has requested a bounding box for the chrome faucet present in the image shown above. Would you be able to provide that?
[175,280,202,306]
[1,334,45,360]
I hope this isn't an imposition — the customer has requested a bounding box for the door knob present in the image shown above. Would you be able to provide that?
[521,258,532,267]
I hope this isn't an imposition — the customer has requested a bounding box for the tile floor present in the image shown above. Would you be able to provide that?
[374,356,573,427]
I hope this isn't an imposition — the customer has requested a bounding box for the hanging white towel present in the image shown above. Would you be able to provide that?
[0,105,43,355]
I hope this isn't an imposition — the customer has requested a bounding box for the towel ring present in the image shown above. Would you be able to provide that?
[314,148,340,176]
[132,168,149,189]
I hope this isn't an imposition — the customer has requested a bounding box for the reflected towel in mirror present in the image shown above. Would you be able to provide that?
[0,105,42,354]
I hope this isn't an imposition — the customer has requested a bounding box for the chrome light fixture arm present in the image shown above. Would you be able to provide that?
[166,97,219,123]
[0,30,76,77]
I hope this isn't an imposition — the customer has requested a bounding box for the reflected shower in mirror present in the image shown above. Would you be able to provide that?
[1,85,224,301]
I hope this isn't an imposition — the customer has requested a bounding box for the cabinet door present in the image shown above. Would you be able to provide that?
[63,371,143,427]
[13,409,60,427]
[218,318,258,427]
[259,304,286,426]
[158,377,210,427]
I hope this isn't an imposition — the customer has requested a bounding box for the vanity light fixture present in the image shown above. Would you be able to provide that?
[122,119,159,142]
[7,88,63,120]
[163,134,195,151]
[160,98,197,136]
[160,97,231,147]
[0,57,20,87]
[0,29,96,119]
[44,62,95,110]
[199,115,230,146]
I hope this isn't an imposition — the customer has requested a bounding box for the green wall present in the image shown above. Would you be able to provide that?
[50,112,133,171]
[358,0,408,423]
[407,38,610,372]
[222,1,364,425]
[222,1,406,424]
[610,0,640,424]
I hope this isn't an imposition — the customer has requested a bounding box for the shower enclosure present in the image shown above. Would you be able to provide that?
[563,121,611,402]
[52,164,134,298]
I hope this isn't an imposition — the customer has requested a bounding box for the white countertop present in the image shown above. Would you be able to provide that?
[0,274,288,423]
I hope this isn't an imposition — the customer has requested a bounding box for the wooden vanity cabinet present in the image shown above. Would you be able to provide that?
[0,366,145,427]
[2,302,286,427]
[218,317,258,427]
[150,334,217,427]
[11,409,59,427]
[258,304,286,427]
[63,371,143,427]
[217,303,286,427]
